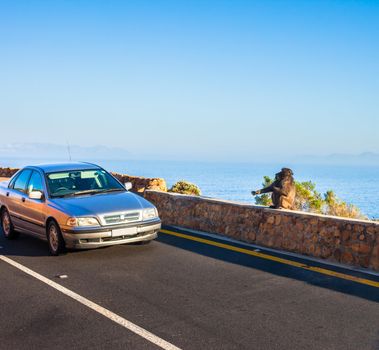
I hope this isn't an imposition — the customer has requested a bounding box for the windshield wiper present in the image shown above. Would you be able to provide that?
[73,189,105,196]
[73,188,125,196]
[52,188,125,198]
[96,188,125,194]
[51,193,77,198]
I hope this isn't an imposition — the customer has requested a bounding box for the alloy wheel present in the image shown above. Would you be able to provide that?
[2,211,11,237]
[49,224,59,253]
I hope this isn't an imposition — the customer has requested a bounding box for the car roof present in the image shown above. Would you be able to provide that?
[27,162,101,173]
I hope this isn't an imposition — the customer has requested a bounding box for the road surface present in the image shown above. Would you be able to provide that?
[1,225,378,350]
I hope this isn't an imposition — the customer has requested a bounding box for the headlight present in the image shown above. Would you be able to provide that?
[66,217,100,227]
[142,208,158,220]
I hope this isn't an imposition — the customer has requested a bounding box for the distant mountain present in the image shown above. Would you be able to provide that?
[294,152,379,166]
[0,143,130,160]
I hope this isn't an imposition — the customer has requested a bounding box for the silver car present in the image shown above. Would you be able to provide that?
[0,162,161,255]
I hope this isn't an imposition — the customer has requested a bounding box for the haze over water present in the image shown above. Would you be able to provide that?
[2,158,378,219]
[97,160,379,220]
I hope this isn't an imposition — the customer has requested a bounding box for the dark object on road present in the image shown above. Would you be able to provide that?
[252,168,296,209]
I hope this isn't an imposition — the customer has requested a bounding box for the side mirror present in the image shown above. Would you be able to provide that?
[124,182,132,191]
[29,191,43,200]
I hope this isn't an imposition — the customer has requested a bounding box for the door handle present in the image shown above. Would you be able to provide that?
[21,197,26,202]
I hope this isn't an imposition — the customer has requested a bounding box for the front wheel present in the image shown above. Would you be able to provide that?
[47,221,66,256]
[1,208,19,239]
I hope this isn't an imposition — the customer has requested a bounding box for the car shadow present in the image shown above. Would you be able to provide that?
[0,232,53,257]
[0,229,151,258]
[157,228,379,303]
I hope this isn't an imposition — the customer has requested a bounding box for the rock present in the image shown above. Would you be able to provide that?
[351,243,371,255]
[111,172,167,193]
[341,251,354,264]
[341,230,351,242]
[0,167,19,178]
[369,244,379,270]
[310,218,318,225]
[333,249,341,261]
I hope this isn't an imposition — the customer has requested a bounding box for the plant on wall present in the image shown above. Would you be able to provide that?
[169,180,201,196]
[254,176,366,219]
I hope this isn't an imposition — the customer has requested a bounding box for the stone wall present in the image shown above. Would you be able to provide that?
[145,190,379,271]
[111,173,167,193]
[0,167,18,178]
[0,167,167,194]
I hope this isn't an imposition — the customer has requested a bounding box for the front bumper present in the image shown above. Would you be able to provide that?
[62,219,161,249]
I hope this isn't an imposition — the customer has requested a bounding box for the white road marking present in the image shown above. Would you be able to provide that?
[0,255,181,350]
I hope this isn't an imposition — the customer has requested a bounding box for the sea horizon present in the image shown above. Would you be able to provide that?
[1,157,378,219]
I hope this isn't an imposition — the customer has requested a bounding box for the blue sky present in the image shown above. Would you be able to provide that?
[0,0,378,161]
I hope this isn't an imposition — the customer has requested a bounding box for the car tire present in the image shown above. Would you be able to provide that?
[47,220,66,256]
[1,208,19,239]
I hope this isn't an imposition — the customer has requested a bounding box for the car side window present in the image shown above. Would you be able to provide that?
[8,173,20,189]
[28,171,44,194]
[13,169,32,193]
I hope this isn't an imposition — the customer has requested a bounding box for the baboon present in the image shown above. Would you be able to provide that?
[252,168,296,209]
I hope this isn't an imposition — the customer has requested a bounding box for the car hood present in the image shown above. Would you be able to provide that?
[49,191,154,217]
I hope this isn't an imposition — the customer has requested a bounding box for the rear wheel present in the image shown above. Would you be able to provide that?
[47,221,66,256]
[1,208,19,239]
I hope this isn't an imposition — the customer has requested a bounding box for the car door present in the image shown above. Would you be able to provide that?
[6,169,32,231]
[22,170,47,237]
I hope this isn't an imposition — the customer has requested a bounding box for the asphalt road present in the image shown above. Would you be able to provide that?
[1,226,379,350]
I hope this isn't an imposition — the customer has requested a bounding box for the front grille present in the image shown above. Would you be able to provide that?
[78,231,153,244]
[103,211,141,225]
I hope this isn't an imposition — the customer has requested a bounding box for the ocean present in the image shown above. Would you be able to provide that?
[1,158,378,219]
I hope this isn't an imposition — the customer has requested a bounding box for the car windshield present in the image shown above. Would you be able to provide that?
[47,169,125,198]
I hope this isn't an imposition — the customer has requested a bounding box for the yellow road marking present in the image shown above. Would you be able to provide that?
[160,229,379,288]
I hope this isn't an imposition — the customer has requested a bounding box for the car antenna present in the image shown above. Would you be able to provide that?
[66,140,72,161]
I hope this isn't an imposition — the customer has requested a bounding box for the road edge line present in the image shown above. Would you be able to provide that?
[160,229,379,288]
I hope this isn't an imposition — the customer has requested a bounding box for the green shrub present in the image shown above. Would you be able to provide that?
[169,180,201,196]
[254,176,366,220]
